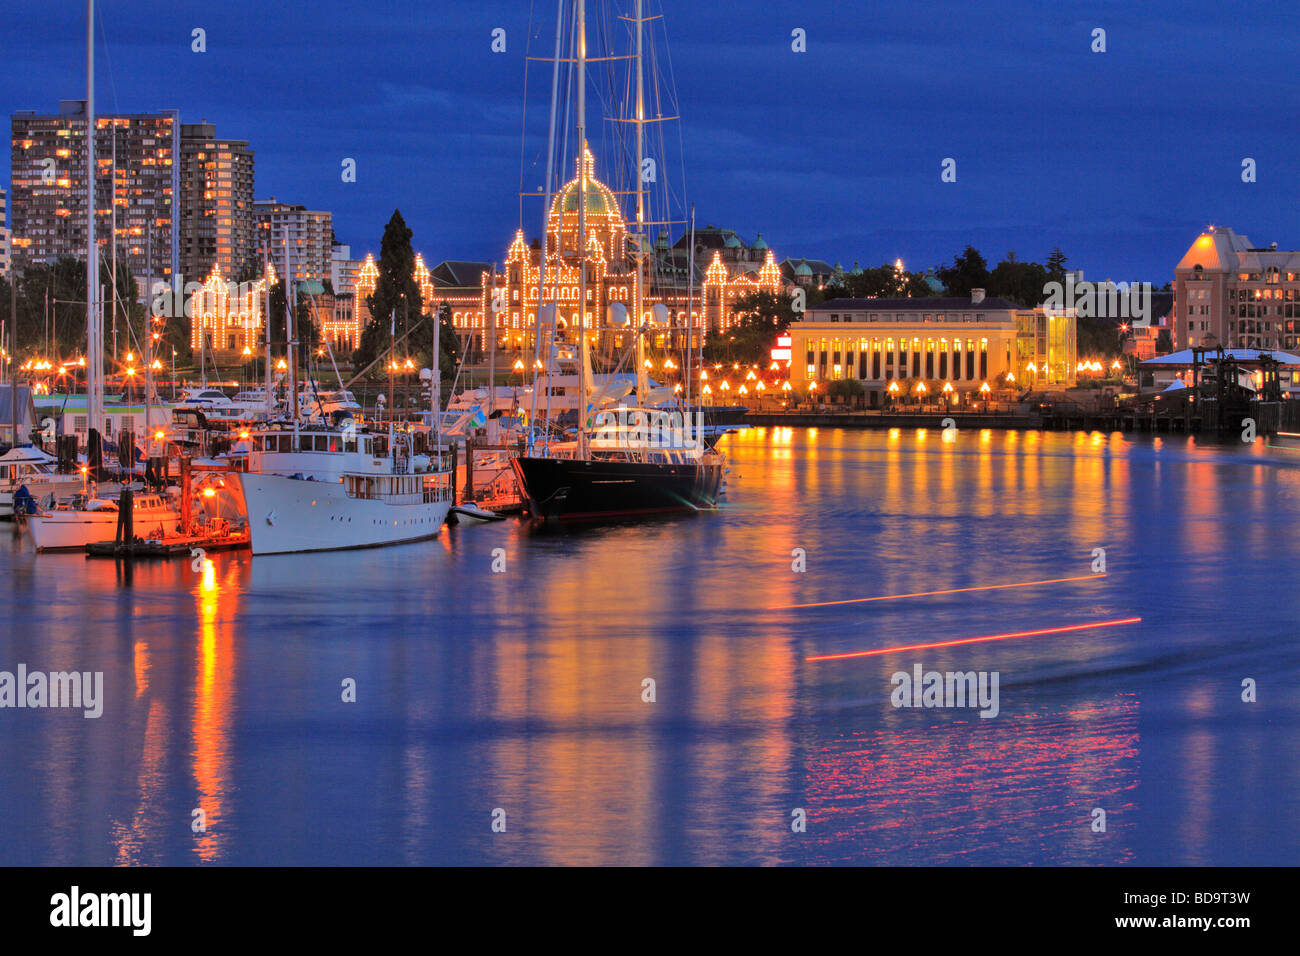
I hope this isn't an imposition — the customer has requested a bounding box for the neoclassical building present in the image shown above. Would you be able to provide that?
[340,147,784,358]
[189,261,271,364]
[475,146,782,355]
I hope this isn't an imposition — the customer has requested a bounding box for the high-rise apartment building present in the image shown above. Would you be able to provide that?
[178,122,255,284]
[0,186,10,277]
[254,198,331,284]
[10,101,180,283]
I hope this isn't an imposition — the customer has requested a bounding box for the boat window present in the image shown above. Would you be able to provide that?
[344,435,357,453]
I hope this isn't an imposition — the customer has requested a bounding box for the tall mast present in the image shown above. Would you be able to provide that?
[284,234,298,422]
[528,0,566,454]
[263,246,273,416]
[488,263,497,417]
[686,203,695,409]
[144,218,151,433]
[85,0,102,437]
[110,128,117,365]
[576,0,589,458]
[633,0,647,405]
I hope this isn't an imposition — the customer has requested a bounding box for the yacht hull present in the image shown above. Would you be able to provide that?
[234,472,451,555]
[28,507,179,551]
[510,455,723,520]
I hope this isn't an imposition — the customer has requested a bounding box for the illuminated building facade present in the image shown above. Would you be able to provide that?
[790,291,1076,407]
[340,149,786,358]
[10,102,180,282]
[457,147,782,353]
[1174,227,1300,351]
[254,198,331,283]
[0,186,9,276]
[189,261,271,363]
[178,123,255,284]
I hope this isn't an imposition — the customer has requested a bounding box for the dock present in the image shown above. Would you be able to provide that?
[86,529,249,559]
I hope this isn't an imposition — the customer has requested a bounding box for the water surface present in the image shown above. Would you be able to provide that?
[1,427,1297,865]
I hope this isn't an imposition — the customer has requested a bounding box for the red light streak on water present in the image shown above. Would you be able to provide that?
[805,617,1143,662]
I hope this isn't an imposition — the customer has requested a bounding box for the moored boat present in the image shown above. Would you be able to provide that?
[233,423,452,554]
[0,446,86,519]
[27,491,181,551]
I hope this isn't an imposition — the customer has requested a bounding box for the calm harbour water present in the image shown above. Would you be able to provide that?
[2,426,1298,866]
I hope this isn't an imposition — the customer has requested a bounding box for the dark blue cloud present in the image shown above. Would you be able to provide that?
[4,0,1297,281]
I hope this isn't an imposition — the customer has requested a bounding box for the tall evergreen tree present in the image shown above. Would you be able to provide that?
[936,246,990,297]
[355,210,422,369]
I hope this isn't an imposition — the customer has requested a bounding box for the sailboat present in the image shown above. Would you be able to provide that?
[510,0,725,520]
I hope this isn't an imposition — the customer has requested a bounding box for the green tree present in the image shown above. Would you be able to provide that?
[936,246,990,297]
[988,252,1050,307]
[1,257,147,367]
[702,289,799,365]
[1046,248,1069,285]
[355,210,422,370]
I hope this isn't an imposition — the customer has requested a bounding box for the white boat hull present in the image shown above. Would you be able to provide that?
[234,472,452,555]
[27,507,179,551]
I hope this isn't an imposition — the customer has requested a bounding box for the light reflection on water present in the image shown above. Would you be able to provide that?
[1,427,1297,865]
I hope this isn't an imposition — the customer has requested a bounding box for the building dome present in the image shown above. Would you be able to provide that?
[546,144,626,260]
[795,262,812,277]
[752,232,768,251]
[548,145,622,225]
[724,234,743,249]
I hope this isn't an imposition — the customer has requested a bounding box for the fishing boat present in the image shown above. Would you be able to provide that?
[27,491,181,551]
[232,423,452,554]
[510,0,727,520]
[0,446,85,519]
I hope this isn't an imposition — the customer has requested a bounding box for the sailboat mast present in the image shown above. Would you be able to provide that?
[633,0,647,405]
[576,0,588,458]
[284,235,298,422]
[263,247,273,416]
[686,203,694,409]
[144,220,151,433]
[85,0,102,438]
[529,0,566,454]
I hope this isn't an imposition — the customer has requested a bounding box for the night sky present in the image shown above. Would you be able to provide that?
[3,0,1297,282]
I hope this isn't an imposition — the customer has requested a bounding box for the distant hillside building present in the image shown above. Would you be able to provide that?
[1174,226,1300,352]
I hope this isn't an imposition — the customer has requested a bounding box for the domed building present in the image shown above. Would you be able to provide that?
[343,146,789,358]
[479,145,784,355]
